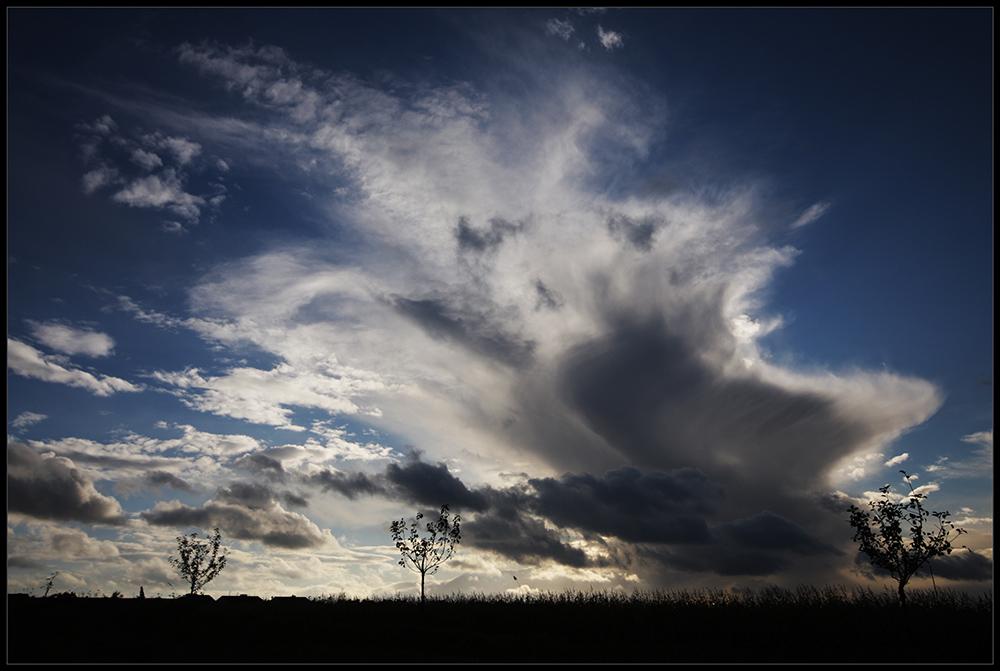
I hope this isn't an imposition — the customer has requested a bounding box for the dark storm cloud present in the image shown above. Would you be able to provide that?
[7,441,128,526]
[713,511,839,556]
[644,543,795,577]
[390,296,536,368]
[385,459,491,511]
[556,316,868,514]
[303,455,491,511]
[308,454,837,578]
[928,550,993,582]
[529,467,721,544]
[853,548,993,584]
[500,467,838,577]
[464,506,591,568]
[621,512,842,578]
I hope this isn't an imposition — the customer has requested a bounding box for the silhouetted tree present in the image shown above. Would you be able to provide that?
[848,471,966,607]
[168,527,229,595]
[42,571,59,597]
[389,504,461,604]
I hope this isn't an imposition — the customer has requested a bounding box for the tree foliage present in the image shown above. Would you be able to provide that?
[389,504,461,603]
[168,527,229,595]
[847,471,966,606]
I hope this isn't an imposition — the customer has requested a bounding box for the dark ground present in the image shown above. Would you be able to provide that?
[6,593,994,664]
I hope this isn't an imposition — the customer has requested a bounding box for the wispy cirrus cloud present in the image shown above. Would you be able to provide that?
[7,338,140,396]
[925,431,994,478]
[10,412,47,430]
[150,363,386,432]
[545,18,575,41]
[790,201,831,229]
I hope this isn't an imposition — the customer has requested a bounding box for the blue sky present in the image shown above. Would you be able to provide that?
[8,8,992,600]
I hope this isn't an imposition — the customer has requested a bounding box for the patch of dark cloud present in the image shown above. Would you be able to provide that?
[644,543,795,577]
[712,511,840,556]
[237,451,287,480]
[144,470,196,493]
[303,454,490,512]
[529,467,721,544]
[818,491,853,515]
[455,215,523,254]
[216,481,279,508]
[140,502,212,528]
[464,506,591,568]
[7,555,46,570]
[307,469,387,500]
[534,279,563,311]
[114,470,197,497]
[216,480,308,510]
[607,213,659,251]
[390,295,536,368]
[7,441,128,526]
[385,459,491,512]
[928,549,993,582]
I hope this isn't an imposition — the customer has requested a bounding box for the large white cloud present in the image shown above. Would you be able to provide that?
[156,41,945,503]
[64,33,959,588]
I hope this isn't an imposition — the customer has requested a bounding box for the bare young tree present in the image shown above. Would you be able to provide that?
[848,471,966,607]
[42,571,59,597]
[389,504,461,604]
[168,528,229,596]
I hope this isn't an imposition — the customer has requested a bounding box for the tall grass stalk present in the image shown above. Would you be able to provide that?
[311,583,991,612]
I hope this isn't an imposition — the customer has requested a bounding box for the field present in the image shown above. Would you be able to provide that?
[7,586,993,664]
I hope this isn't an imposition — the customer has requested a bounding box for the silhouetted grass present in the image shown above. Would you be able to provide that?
[7,585,992,663]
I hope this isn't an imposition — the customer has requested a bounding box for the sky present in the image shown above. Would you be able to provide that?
[7,8,993,601]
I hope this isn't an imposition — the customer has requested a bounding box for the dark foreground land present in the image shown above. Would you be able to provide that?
[7,587,993,664]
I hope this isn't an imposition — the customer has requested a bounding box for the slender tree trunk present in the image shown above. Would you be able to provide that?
[420,570,426,604]
[897,581,907,608]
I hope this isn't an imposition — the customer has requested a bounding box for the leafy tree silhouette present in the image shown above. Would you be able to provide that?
[389,504,461,604]
[848,471,966,607]
[168,527,229,596]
